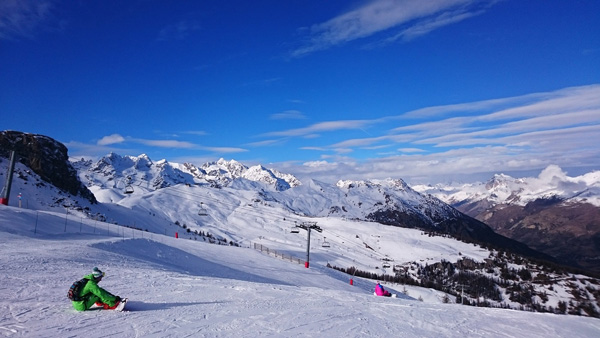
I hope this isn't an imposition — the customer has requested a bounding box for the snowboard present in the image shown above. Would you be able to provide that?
[373,292,397,298]
[89,298,128,311]
[115,298,128,311]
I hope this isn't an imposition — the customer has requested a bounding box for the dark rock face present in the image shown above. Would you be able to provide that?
[0,131,96,203]
[468,199,600,274]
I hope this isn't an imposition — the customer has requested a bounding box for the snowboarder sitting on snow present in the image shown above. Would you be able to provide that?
[71,267,122,311]
[375,282,392,297]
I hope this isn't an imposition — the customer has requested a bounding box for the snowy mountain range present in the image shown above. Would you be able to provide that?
[67,152,547,261]
[2,131,600,321]
[413,165,600,209]
[413,166,600,273]
[72,154,301,192]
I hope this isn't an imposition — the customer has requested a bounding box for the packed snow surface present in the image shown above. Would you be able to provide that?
[2,206,599,337]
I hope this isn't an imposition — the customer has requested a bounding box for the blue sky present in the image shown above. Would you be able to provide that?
[1,0,599,183]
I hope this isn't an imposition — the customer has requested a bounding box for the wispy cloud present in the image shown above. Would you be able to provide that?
[157,20,200,41]
[377,6,482,44]
[292,0,496,57]
[270,110,307,120]
[199,146,247,153]
[97,134,125,146]
[261,85,600,156]
[398,148,426,153]
[262,119,378,138]
[182,130,208,136]
[0,0,55,40]
[398,85,600,149]
[284,141,598,184]
[401,85,600,119]
[95,134,247,155]
[98,134,196,149]
[268,84,600,183]
[96,134,198,149]
[133,138,197,149]
[246,139,283,147]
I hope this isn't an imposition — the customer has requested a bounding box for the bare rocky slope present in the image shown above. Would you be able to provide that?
[415,170,600,274]
[0,131,96,203]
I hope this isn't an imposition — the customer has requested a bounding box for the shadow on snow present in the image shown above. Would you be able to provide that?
[91,238,292,286]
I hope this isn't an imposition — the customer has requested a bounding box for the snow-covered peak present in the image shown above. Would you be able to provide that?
[197,158,302,190]
[336,180,374,189]
[77,154,303,198]
[382,178,411,191]
[78,153,196,199]
[337,178,411,192]
[242,165,291,191]
[133,154,152,170]
[414,165,600,207]
[210,158,247,177]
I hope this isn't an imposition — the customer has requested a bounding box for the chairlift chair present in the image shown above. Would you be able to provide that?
[124,185,134,194]
[198,202,208,216]
[322,237,331,248]
[290,227,300,234]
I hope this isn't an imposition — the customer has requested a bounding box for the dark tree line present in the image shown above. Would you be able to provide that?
[328,253,600,317]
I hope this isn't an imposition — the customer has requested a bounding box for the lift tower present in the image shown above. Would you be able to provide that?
[0,151,17,206]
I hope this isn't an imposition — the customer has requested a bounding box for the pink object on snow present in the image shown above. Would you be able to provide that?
[375,283,391,297]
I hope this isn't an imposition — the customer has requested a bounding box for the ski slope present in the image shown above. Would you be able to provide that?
[1,206,599,337]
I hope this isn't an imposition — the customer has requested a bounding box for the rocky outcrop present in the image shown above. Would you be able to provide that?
[0,131,96,203]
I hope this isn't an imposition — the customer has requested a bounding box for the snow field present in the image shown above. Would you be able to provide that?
[2,206,600,337]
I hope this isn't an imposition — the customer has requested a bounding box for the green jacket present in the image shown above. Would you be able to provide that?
[71,274,118,311]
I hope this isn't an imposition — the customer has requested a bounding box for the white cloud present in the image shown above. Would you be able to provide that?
[263,120,375,137]
[134,139,196,149]
[302,160,330,168]
[330,135,392,148]
[300,146,328,151]
[292,0,493,56]
[257,85,600,173]
[269,84,600,184]
[478,85,600,122]
[402,84,600,120]
[97,134,125,146]
[270,110,307,120]
[398,148,425,153]
[97,134,249,153]
[394,7,480,41]
[246,139,282,147]
[182,130,208,136]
